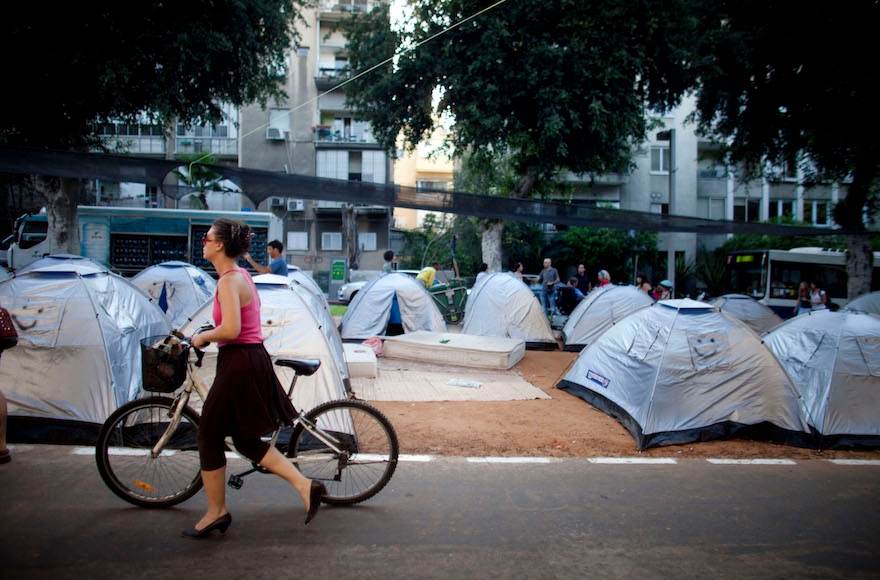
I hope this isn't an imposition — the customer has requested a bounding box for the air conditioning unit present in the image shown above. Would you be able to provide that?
[269,197,285,208]
[266,128,284,140]
[287,199,305,212]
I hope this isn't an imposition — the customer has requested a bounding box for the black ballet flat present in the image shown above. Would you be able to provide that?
[181,512,232,539]
[304,480,326,525]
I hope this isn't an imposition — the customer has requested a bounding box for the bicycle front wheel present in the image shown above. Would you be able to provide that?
[288,399,399,505]
[95,396,203,508]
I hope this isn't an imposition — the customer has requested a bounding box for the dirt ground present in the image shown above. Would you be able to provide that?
[370,349,880,460]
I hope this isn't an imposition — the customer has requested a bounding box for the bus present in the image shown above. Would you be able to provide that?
[722,247,880,319]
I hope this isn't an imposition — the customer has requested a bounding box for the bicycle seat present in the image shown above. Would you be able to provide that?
[274,358,321,376]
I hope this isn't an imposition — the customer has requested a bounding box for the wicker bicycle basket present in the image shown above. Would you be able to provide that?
[141,335,188,393]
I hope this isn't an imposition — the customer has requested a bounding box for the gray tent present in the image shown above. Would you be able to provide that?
[763,309,880,448]
[562,285,654,351]
[179,274,350,415]
[557,299,811,450]
[287,267,327,304]
[339,272,446,341]
[461,272,557,350]
[710,294,783,334]
[0,263,171,442]
[844,291,880,315]
[131,261,216,329]
[17,253,108,274]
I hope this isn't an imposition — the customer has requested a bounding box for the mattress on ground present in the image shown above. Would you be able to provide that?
[342,343,378,378]
[383,331,525,370]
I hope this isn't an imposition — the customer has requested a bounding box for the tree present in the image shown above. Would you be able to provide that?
[0,2,307,254]
[551,227,659,284]
[343,0,699,262]
[172,155,237,210]
[690,0,880,296]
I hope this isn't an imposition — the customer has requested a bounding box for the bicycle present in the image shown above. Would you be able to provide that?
[95,332,399,509]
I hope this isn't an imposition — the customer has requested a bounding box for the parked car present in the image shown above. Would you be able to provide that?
[337,269,421,303]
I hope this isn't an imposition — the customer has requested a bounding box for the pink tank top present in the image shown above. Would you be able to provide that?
[212,268,263,346]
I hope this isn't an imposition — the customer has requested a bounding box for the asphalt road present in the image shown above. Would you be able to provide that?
[2,445,879,579]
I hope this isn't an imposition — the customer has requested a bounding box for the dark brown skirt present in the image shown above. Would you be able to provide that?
[201,343,297,442]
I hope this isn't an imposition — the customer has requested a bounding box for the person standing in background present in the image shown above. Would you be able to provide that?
[596,269,612,288]
[244,240,288,276]
[513,262,524,282]
[795,281,812,316]
[636,273,653,294]
[475,263,489,285]
[382,250,395,273]
[539,258,560,317]
[575,264,591,294]
[810,281,827,310]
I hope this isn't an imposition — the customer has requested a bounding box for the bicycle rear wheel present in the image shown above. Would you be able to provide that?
[95,396,203,508]
[288,399,399,505]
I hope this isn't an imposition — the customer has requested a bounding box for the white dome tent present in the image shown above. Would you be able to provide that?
[0,263,171,443]
[557,299,811,450]
[461,272,557,350]
[710,294,783,334]
[844,291,880,315]
[131,261,216,329]
[178,274,349,415]
[253,273,350,389]
[562,285,654,351]
[16,253,108,274]
[763,309,880,449]
[339,272,446,341]
[287,267,326,304]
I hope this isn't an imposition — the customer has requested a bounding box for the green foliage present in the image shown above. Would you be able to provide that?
[694,249,727,298]
[549,227,659,282]
[690,1,880,230]
[172,155,236,210]
[344,0,700,196]
[0,2,309,150]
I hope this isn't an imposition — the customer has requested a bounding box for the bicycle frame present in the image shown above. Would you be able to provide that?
[151,345,348,466]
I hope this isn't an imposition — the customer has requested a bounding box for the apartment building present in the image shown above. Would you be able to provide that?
[238,0,393,279]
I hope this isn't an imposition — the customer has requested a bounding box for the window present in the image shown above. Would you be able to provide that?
[321,232,342,251]
[358,232,377,251]
[769,200,795,220]
[651,203,669,216]
[269,108,289,134]
[287,232,309,251]
[734,200,761,222]
[651,146,669,173]
[805,201,830,226]
[416,181,451,191]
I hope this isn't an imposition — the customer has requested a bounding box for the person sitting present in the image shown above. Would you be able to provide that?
[596,269,612,288]
[555,277,585,316]
[655,279,673,300]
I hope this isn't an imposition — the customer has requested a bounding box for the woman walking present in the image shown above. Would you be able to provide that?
[794,281,812,316]
[810,280,828,311]
[185,218,325,538]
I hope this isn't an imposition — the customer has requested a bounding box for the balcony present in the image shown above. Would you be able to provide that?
[319,0,370,16]
[315,67,351,91]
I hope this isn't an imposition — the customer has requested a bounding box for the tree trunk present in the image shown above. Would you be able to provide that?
[480,221,504,272]
[477,168,539,271]
[31,175,81,255]
[342,203,360,272]
[846,233,872,299]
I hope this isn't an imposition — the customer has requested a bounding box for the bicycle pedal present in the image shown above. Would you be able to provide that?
[227,475,244,490]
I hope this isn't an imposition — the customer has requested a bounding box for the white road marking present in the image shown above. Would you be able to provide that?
[51,448,880,466]
[467,457,554,464]
[587,457,677,464]
[706,458,796,465]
